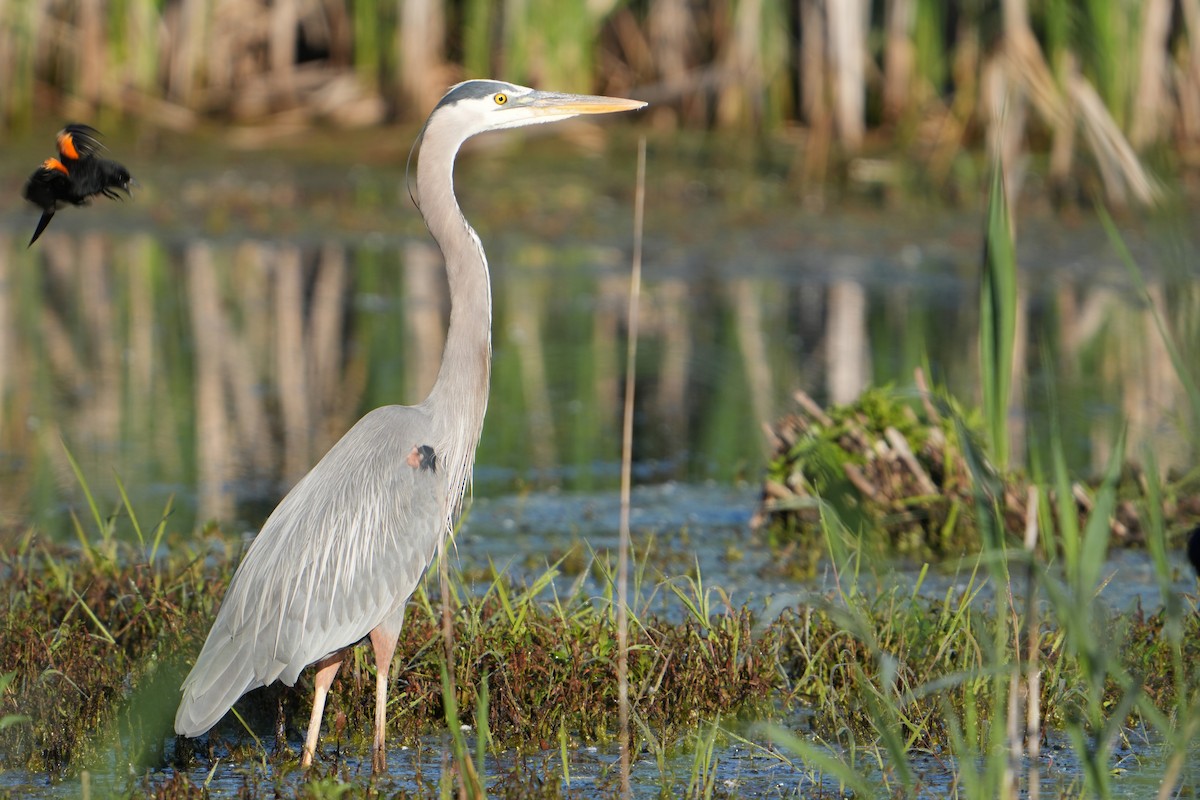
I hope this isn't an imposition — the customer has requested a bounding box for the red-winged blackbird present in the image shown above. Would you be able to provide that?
[22,124,133,247]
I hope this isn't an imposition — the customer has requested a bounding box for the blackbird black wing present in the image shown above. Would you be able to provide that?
[57,124,105,162]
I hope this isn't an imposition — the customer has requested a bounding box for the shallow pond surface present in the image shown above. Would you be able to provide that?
[0,130,1197,537]
[3,707,1197,798]
[457,483,1200,615]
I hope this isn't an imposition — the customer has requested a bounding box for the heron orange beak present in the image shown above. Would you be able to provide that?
[519,91,647,117]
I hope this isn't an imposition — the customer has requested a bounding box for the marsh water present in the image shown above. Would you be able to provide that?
[1,127,1199,795]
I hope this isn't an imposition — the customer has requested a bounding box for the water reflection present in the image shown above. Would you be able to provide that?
[0,196,1196,536]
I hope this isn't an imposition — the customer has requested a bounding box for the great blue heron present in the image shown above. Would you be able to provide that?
[173,80,645,771]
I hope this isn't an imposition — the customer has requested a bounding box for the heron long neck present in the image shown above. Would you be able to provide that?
[416,126,492,528]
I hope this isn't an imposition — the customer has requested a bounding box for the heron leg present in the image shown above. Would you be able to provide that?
[368,626,401,774]
[301,651,344,768]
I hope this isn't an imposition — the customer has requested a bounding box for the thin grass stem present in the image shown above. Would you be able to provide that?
[616,136,646,798]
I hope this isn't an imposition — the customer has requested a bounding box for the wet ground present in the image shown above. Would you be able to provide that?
[4,482,1199,797]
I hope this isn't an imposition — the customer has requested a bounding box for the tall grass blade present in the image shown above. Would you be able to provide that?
[980,157,1017,470]
[148,494,175,566]
[70,588,117,645]
[70,510,97,567]
[665,564,713,629]
[228,707,268,769]
[62,441,113,550]
[1075,428,1124,599]
[113,471,145,550]
[558,717,570,787]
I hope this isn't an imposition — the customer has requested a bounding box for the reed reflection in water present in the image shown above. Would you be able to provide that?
[0,222,1195,536]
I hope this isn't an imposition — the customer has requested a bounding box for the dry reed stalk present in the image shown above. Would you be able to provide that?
[167,0,208,107]
[1047,52,1077,195]
[222,245,274,477]
[398,0,447,113]
[926,14,980,185]
[714,0,763,127]
[274,245,313,484]
[825,0,869,150]
[77,0,104,109]
[617,137,647,800]
[825,277,869,404]
[883,0,915,121]
[1070,72,1161,205]
[1130,0,1173,148]
[650,279,690,459]
[187,242,235,521]
[1179,1,1200,140]
[308,245,350,446]
[611,7,654,93]
[648,0,692,95]
[799,0,827,129]
[994,1,1160,206]
[732,280,775,433]
[270,0,298,100]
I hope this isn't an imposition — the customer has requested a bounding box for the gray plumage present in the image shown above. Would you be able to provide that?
[174,79,645,769]
[175,408,443,735]
[433,79,514,110]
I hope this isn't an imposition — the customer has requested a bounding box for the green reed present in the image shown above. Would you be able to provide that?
[913,0,948,97]
[979,157,1016,471]
[1080,0,1139,129]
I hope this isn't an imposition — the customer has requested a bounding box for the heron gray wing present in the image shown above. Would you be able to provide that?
[175,404,446,736]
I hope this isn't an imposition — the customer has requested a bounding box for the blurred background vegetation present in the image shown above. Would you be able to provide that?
[2,0,1199,536]
[0,0,1194,203]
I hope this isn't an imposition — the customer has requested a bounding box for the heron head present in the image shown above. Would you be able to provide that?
[429,80,645,139]
[407,80,644,209]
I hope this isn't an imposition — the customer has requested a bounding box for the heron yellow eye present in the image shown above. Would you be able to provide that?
[494,93,508,105]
